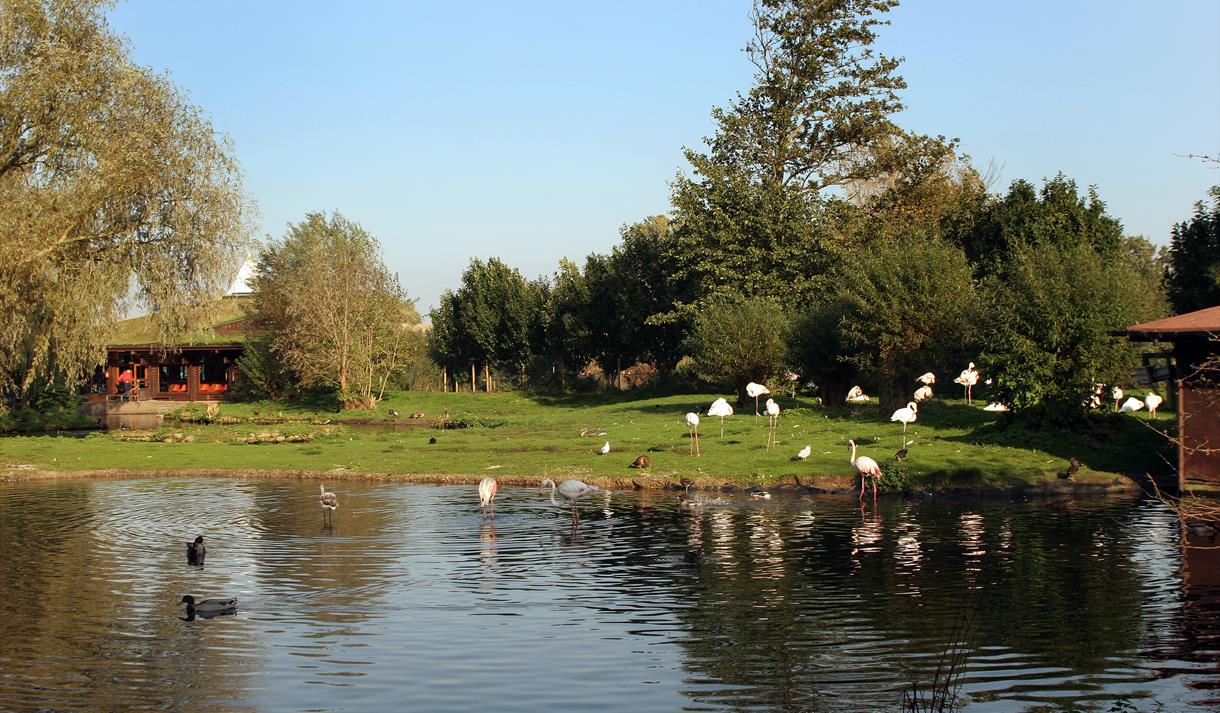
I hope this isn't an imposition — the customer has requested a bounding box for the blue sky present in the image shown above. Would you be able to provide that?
[108,1,1219,313]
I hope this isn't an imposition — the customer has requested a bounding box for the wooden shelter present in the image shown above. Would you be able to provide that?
[88,295,255,403]
[1126,305,1220,491]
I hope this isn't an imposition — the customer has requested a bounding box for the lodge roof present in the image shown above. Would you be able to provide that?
[1126,305,1220,337]
[108,295,255,348]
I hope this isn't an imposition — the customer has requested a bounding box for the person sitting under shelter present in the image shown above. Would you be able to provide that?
[117,368,134,395]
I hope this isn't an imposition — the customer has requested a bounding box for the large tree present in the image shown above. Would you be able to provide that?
[251,212,417,409]
[0,0,250,404]
[686,295,791,405]
[1165,187,1220,314]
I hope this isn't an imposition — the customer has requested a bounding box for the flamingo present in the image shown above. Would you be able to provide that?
[765,398,781,449]
[983,402,1009,412]
[890,401,918,433]
[954,363,979,404]
[1111,386,1124,412]
[1145,392,1163,418]
[186,535,205,566]
[598,441,610,455]
[319,483,338,524]
[916,372,936,386]
[846,385,869,403]
[1119,396,1144,413]
[794,444,812,461]
[478,477,498,519]
[540,478,598,525]
[707,397,734,437]
[746,382,770,416]
[914,385,933,402]
[849,439,882,501]
[686,412,701,456]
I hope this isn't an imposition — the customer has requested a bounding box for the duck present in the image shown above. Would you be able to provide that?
[180,595,237,618]
[684,549,705,566]
[186,535,205,566]
[748,487,771,500]
[630,455,651,469]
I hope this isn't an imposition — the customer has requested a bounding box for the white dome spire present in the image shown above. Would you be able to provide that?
[227,259,256,295]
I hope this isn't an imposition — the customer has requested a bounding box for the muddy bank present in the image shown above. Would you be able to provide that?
[0,465,1143,498]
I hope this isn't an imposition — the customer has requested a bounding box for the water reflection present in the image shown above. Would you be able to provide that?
[0,479,1217,711]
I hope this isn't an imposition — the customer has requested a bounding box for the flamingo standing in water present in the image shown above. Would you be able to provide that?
[478,477,498,519]
[319,483,338,524]
[849,439,882,501]
[540,478,598,525]
[686,412,701,456]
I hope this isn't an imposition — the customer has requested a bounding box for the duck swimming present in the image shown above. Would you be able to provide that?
[180,595,237,619]
[186,536,205,566]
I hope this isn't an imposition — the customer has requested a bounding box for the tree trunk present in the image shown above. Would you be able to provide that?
[484,363,490,393]
[878,374,907,411]
[443,368,448,393]
[471,363,476,393]
[820,379,850,407]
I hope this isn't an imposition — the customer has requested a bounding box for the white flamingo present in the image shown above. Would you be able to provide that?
[765,398,781,449]
[707,397,734,437]
[983,402,1009,412]
[319,483,338,524]
[685,412,701,456]
[846,385,869,403]
[914,385,933,402]
[849,440,882,501]
[746,382,770,416]
[1111,386,1124,412]
[954,363,979,404]
[1119,396,1144,413]
[478,477,498,519]
[916,372,936,385]
[890,401,918,433]
[540,478,598,525]
[1144,392,1163,418]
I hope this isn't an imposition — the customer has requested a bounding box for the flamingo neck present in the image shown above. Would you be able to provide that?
[544,479,560,507]
[850,441,857,465]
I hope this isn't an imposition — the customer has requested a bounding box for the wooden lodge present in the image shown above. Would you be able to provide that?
[1126,305,1220,491]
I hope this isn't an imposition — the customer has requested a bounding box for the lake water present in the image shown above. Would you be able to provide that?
[0,478,1217,711]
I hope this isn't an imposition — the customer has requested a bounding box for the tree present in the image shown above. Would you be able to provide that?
[686,295,790,405]
[250,212,417,409]
[832,234,978,408]
[1165,187,1220,314]
[0,0,250,405]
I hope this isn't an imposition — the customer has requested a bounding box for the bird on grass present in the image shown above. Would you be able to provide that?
[746,382,770,416]
[955,363,979,404]
[1145,392,1163,418]
[428,436,437,445]
[1061,456,1082,480]
[1111,386,1124,412]
[895,440,913,461]
[540,478,598,525]
[793,444,811,461]
[686,412,701,456]
[598,441,611,456]
[1119,396,1145,413]
[846,385,869,403]
[890,401,918,434]
[478,477,498,519]
[916,372,936,386]
[388,408,399,418]
[914,385,933,402]
[983,402,1009,412]
[180,595,237,619]
[707,398,734,437]
[186,536,205,566]
[630,455,651,469]
[765,398,781,449]
[319,483,338,524]
[849,439,882,501]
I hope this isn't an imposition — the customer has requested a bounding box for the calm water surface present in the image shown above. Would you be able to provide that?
[0,478,1217,711]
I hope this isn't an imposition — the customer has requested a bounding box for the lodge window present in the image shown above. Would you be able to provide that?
[159,364,188,393]
[200,355,229,393]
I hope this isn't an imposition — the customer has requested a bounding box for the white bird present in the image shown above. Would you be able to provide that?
[540,478,598,525]
[890,401,918,433]
[765,398,781,449]
[598,441,610,455]
[954,362,979,404]
[319,483,338,524]
[846,385,869,403]
[746,382,770,416]
[849,440,882,501]
[1144,392,1163,418]
[983,402,1009,412]
[478,477,498,519]
[685,412,701,456]
[1111,386,1124,412]
[914,385,933,402]
[916,372,936,385]
[794,444,811,460]
[707,397,734,437]
[1119,396,1144,413]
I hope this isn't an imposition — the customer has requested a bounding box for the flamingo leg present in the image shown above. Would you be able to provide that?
[859,475,865,500]
[490,500,495,520]
[872,477,878,501]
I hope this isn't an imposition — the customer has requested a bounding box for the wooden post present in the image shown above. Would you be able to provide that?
[471,363,476,393]
[442,368,448,393]
[485,364,490,393]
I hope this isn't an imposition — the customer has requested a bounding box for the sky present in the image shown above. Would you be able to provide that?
[107,1,1220,314]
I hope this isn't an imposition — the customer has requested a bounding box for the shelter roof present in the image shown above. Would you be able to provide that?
[1127,305,1220,337]
[108,295,255,348]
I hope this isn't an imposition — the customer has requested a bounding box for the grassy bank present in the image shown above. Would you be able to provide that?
[0,389,1174,491]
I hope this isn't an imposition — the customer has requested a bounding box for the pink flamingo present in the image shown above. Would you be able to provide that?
[849,440,882,501]
[478,477,498,519]
[540,478,598,525]
[319,483,338,524]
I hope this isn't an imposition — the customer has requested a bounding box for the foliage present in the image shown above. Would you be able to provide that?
[789,299,861,404]
[685,295,790,403]
[429,257,543,376]
[232,339,295,401]
[0,0,251,404]
[250,212,419,409]
[1164,186,1220,314]
[832,233,978,409]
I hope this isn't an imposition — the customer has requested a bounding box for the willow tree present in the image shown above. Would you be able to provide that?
[250,212,418,410]
[0,0,250,405]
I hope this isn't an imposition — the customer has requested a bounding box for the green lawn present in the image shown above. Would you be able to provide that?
[0,389,1174,490]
